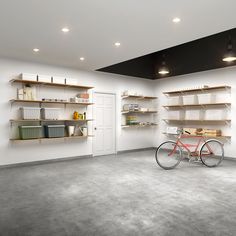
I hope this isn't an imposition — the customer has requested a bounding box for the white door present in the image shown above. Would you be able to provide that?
[93,93,116,156]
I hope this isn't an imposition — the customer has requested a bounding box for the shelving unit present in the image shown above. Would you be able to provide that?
[121,95,157,100]
[163,85,231,96]
[163,119,231,124]
[122,124,158,128]
[10,135,94,142]
[162,132,231,139]
[10,77,94,142]
[10,99,93,106]
[121,93,158,129]
[163,103,231,109]
[10,79,94,90]
[162,85,231,139]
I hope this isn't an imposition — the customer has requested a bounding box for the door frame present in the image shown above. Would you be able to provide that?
[92,91,117,156]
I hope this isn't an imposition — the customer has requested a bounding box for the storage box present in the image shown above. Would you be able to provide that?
[20,107,41,120]
[216,94,231,103]
[52,76,65,84]
[168,96,183,106]
[183,128,202,135]
[185,110,204,120]
[41,108,61,120]
[38,75,52,83]
[198,94,216,104]
[19,73,37,81]
[166,126,179,135]
[167,110,185,120]
[66,78,77,85]
[19,126,42,140]
[183,95,198,105]
[205,109,228,120]
[44,125,65,138]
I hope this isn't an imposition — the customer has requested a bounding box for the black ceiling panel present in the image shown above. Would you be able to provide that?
[97,28,236,80]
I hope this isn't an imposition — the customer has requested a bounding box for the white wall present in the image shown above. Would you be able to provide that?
[154,66,236,159]
[0,58,156,165]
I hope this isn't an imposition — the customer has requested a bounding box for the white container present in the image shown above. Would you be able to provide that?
[168,96,183,106]
[167,110,184,120]
[205,109,228,120]
[20,107,41,120]
[166,127,179,135]
[66,78,77,85]
[38,75,52,83]
[19,73,37,81]
[198,94,216,104]
[183,95,198,105]
[41,108,61,120]
[52,76,65,84]
[185,110,204,120]
[216,94,231,103]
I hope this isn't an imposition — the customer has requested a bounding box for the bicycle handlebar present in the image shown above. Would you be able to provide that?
[184,131,191,135]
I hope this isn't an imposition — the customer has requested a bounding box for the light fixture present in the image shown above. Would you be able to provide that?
[173,17,181,23]
[158,56,170,75]
[80,57,85,61]
[115,42,121,47]
[33,48,39,52]
[61,27,70,33]
[222,37,236,62]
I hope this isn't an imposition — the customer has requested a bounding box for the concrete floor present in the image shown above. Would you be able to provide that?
[0,150,236,236]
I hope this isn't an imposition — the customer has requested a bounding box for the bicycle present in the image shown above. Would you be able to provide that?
[155,130,224,170]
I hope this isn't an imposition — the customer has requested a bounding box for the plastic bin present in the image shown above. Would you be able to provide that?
[20,107,41,120]
[183,95,198,105]
[38,75,52,83]
[52,76,65,84]
[198,94,216,104]
[44,125,65,138]
[41,108,61,120]
[168,96,183,106]
[185,110,204,120]
[19,126,42,140]
[205,109,228,120]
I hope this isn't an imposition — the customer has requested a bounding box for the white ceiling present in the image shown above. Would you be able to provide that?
[0,0,235,71]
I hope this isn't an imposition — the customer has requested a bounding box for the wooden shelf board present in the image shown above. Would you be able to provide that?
[163,119,231,123]
[10,79,94,90]
[121,111,157,114]
[162,132,231,138]
[163,86,231,95]
[10,99,93,106]
[121,95,157,100]
[122,124,158,128]
[10,119,93,122]
[163,103,231,109]
[10,135,93,142]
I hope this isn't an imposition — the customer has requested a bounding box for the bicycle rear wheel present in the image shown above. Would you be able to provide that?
[155,141,182,170]
[200,139,224,167]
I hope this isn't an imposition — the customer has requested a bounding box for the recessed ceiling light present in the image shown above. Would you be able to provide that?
[33,48,39,52]
[173,17,181,23]
[61,27,70,33]
[80,57,85,61]
[115,42,121,47]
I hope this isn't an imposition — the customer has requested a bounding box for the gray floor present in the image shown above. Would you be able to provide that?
[0,150,236,236]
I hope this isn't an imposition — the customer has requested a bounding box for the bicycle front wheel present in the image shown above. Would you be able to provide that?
[200,139,224,167]
[155,141,182,170]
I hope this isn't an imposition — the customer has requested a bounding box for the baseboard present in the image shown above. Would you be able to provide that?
[0,154,93,169]
[224,156,236,161]
[117,147,155,155]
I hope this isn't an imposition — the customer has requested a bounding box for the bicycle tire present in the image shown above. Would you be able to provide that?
[200,139,224,167]
[155,140,182,170]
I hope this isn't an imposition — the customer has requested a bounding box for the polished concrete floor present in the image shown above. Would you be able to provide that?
[0,150,236,236]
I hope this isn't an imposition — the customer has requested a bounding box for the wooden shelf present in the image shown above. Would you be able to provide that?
[162,132,231,139]
[163,103,231,109]
[10,119,93,123]
[121,95,157,100]
[10,79,94,90]
[121,110,157,114]
[163,119,231,124]
[163,85,231,96]
[122,124,158,128]
[10,99,93,106]
[10,135,94,142]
